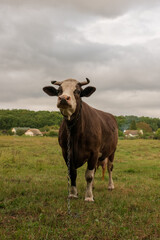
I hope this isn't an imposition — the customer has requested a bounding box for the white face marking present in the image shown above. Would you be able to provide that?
[57,79,78,120]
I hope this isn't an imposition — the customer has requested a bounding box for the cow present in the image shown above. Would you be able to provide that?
[97,158,108,180]
[43,78,118,202]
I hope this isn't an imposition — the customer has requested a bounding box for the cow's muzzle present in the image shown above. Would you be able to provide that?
[57,95,71,108]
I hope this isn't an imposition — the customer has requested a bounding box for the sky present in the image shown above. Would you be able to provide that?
[0,0,160,117]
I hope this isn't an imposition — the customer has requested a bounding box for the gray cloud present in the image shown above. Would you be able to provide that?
[0,1,160,117]
[1,0,160,17]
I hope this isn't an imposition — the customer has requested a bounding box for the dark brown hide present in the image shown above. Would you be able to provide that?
[59,101,118,170]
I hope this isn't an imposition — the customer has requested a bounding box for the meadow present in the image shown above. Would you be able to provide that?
[0,136,160,240]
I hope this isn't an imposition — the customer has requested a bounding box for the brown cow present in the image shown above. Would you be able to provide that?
[43,78,118,201]
[97,158,108,180]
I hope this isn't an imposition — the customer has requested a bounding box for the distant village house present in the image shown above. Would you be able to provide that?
[12,127,43,136]
[124,130,143,138]
[25,129,43,136]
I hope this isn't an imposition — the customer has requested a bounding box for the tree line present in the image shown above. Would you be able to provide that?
[0,109,160,134]
[115,115,160,132]
[0,109,62,130]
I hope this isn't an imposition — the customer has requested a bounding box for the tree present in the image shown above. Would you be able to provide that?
[155,128,160,139]
[115,116,126,131]
[118,129,124,137]
[136,122,152,133]
[130,120,137,130]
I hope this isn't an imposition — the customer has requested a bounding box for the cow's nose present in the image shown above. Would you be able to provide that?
[59,95,71,103]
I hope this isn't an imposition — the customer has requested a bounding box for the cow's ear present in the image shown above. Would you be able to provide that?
[80,86,96,97]
[43,86,58,96]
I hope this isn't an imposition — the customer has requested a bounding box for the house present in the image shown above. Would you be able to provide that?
[124,130,143,138]
[25,129,43,136]
[12,127,30,135]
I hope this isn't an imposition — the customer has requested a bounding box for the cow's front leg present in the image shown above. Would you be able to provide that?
[85,153,98,201]
[69,167,78,199]
[63,148,78,199]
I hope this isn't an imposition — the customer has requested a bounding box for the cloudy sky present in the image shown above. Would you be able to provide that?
[0,0,160,117]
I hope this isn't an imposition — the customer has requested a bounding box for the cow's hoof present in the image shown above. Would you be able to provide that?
[85,197,94,202]
[69,194,78,199]
[108,185,114,190]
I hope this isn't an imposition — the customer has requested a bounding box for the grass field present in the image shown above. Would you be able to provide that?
[0,136,160,240]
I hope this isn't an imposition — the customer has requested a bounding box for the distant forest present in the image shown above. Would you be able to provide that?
[0,109,62,130]
[0,109,160,132]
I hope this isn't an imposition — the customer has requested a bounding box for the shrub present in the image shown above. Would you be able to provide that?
[7,129,14,136]
[48,130,58,137]
[16,129,26,136]
[141,132,154,139]
[154,128,160,140]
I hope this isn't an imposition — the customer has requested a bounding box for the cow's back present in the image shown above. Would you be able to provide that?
[82,102,118,157]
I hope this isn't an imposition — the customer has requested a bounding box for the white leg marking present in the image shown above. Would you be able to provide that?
[69,186,78,199]
[108,171,114,190]
[85,169,95,202]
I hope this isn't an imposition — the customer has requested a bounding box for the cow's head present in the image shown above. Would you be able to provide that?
[43,78,96,120]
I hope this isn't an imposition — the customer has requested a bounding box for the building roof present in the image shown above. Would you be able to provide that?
[124,130,143,136]
[124,130,139,135]
[26,129,42,135]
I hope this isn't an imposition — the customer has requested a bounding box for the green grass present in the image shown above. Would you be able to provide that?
[0,136,160,240]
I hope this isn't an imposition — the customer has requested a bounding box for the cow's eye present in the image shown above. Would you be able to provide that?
[58,88,63,95]
[74,89,81,95]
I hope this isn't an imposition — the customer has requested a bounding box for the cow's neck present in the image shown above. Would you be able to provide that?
[64,100,82,131]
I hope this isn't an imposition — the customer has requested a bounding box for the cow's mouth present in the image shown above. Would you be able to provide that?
[58,105,75,120]
[57,102,72,109]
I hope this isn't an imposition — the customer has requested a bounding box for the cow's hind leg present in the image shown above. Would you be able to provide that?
[108,152,115,190]
[69,167,78,199]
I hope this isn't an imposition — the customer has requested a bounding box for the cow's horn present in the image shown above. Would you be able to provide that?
[51,81,62,86]
[79,78,90,86]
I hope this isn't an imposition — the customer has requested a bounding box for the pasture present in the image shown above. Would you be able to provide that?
[0,136,160,240]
